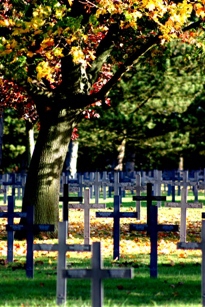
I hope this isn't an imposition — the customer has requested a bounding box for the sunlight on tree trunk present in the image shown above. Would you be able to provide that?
[114,137,126,171]
[0,112,3,169]
[179,156,184,171]
[20,108,78,236]
[64,139,79,177]
[26,120,35,168]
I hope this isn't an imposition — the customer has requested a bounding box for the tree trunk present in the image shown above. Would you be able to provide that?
[0,111,3,169]
[125,152,136,173]
[64,140,79,178]
[69,140,78,178]
[26,120,35,168]
[114,138,126,171]
[17,107,78,238]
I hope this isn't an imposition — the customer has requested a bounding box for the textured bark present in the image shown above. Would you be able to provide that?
[17,107,78,237]
[114,138,126,171]
[64,140,79,178]
[0,112,3,168]
[26,120,35,168]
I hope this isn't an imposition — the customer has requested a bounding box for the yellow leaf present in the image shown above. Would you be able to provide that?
[53,48,64,57]
[55,7,66,19]
[27,51,34,57]
[69,46,85,64]
[36,61,55,81]
[87,50,96,61]
[41,38,55,50]
[146,1,155,11]
[45,51,54,60]
[68,0,73,6]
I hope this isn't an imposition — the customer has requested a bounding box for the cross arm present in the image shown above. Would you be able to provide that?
[177,242,202,249]
[129,224,148,231]
[59,196,83,202]
[34,244,59,251]
[133,196,166,201]
[63,269,92,278]
[0,212,27,218]
[96,212,115,218]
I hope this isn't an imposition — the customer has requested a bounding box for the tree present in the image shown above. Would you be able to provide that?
[2,109,27,171]
[0,0,204,232]
[78,40,205,171]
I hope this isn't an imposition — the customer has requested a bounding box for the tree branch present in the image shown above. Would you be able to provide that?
[182,20,203,32]
[91,36,160,102]
[87,23,119,83]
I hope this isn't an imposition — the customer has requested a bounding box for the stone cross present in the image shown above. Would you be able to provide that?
[164,171,202,242]
[153,170,163,207]
[96,195,138,260]
[0,195,27,262]
[62,242,134,307]
[130,204,178,278]
[102,171,109,200]
[91,172,102,203]
[34,221,91,305]
[68,188,106,245]
[177,212,205,307]
[107,172,122,199]
[2,173,16,198]
[59,183,83,221]
[6,205,54,278]
[135,173,144,220]
[133,183,166,233]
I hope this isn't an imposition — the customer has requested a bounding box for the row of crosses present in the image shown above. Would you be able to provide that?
[1,181,204,306]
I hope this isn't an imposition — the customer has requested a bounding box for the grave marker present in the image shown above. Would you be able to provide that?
[165,171,202,242]
[153,170,162,206]
[0,195,27,262]
[130,204,178,277]
[34,221,91,305]
[96,195,138,259]
[68,189,106,245]
[62,241,134,307]
[135,173,144,220]
[177,212,205,307]
[6,205,54,278]
[133,183,166,231]
[59,183,83,221]
[102,171,109,200]
[60,184,105,244]
[91,172,102,203]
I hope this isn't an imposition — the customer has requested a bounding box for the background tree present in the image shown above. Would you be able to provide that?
[3,109,28,171]
[78,40,205,171]
[0,0,204,231]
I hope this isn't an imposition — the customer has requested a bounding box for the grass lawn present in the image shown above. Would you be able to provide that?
[0,190,204,306]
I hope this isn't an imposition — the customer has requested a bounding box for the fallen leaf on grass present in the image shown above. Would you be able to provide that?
[35,260,44,265]
[0,258,7,265]
[11,263,25,271]
[155,292,162,296]
[173,291,179,297]
[194,262,201,266]
[162,260,175,267]
[176,281,184,286]
[178,251,187,258]
[117,285,124,290]
[179,262,185,266]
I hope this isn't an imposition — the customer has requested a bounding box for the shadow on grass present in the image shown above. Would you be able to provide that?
[0,260,201,306]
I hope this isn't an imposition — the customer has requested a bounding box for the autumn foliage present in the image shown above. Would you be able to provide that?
[1,1,205,228]
[0,0,205,120]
